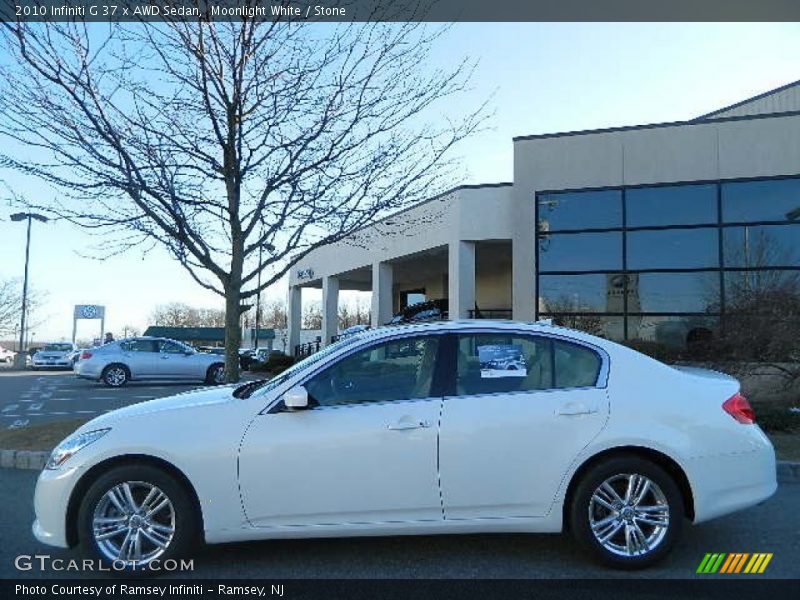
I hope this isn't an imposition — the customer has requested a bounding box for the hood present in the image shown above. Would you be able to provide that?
[82,384,239,429]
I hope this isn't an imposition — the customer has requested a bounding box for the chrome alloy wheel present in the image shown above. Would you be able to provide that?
[212,365,225,384]
[92,481,176,565]
[588,473,670,557]
[105,366,127,386]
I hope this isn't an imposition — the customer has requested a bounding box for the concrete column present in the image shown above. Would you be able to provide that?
[512,235,537,321]
[287,285,302,356]
[321,275,340,345]
[448,240,476,319]
[371,262,394,327]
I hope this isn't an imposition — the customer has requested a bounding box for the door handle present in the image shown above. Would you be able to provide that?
[556,403,597,416]
[387,420,430,431]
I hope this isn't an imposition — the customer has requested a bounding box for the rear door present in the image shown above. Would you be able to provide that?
[439,331,609,519]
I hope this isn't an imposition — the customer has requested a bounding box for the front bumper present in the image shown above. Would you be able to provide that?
[688,427,778,524]
[32,464,85,548]
[33,361,71,368]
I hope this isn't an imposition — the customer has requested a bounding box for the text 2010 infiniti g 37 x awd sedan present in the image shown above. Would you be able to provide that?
[32,320,776,571]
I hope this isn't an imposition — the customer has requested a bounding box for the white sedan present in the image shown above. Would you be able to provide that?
[32,320,776,571]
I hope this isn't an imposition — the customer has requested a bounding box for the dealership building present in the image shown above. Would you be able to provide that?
[287,81,800,354]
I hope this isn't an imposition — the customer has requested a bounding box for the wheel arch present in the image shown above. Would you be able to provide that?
[102,362,131,380]
[65,454,204,548]
[561,446,695,530]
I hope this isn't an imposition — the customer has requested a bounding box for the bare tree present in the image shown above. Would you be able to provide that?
[302,302,323,330]
[0,17,484,380]
[0,277,46,340]
[338,297,371,329]
[150,302,226,328]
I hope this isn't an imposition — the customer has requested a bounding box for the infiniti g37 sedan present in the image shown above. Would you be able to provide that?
[33,320,776,571]
[74,337,226,387]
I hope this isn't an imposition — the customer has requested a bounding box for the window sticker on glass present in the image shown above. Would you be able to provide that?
[478,345,528,378]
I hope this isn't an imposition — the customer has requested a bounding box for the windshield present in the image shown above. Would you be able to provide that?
[235,334,364,399]
[43,344,72,352]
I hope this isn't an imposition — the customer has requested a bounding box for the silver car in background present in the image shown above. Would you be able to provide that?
[32,342,77,369]
[74,337,226,387]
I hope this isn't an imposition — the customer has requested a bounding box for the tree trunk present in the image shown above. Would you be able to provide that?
[223,283,243,383]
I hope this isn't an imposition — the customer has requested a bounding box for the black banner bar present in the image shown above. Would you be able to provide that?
[3,0,800,23]
[3,579,800,600]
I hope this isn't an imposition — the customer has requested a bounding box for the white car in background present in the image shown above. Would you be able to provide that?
[74,337,226,387]
[0,345,16,363]
[31,342,77,369]
[33,321,776,572]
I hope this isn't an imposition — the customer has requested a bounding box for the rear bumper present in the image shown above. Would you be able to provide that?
[74,362,103,380]
[688,428,777,524]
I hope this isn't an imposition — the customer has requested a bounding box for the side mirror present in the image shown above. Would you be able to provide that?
[283,385,309,410]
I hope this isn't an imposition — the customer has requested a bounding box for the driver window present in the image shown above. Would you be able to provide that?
[304,336,440,407]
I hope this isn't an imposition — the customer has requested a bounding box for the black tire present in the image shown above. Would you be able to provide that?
[102,364,129,387]
[569,455,684,569]
[205,363,225,385]
[77,464,199,575]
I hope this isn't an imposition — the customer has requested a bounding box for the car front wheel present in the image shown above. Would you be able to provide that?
[77,464,198,573]
[570,456,684,569]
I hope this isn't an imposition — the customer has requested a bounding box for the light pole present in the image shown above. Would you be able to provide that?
[10,212,49,367]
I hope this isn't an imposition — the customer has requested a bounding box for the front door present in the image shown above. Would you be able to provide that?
[157,340,196,379]
[239,334,445,527]
[439,332,610,519]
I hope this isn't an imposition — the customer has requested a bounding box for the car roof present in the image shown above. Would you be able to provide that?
[350,319,604,347]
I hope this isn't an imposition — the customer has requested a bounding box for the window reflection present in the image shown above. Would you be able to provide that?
[627,228,718,270]
[627,184,717,227]
[538,232,622,272]
[635,272,720,313]
[723,224,800,268]
[537,190,622,232]
[722,178,800,224]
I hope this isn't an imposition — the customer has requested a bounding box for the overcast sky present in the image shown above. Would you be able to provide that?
[1,22,799,341]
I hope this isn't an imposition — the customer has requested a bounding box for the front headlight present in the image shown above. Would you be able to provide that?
[46,428,110,470]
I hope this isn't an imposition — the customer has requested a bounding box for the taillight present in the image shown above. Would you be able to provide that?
[80,351,93,360]
[722,392,756,424]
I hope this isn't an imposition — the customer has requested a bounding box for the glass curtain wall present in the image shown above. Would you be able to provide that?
[536,176,800,357]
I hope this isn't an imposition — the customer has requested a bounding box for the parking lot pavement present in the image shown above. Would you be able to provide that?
[0,466,798,579]
[0,369,230,431]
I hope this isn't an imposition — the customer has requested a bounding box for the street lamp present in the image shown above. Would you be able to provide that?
[10,212,49,367]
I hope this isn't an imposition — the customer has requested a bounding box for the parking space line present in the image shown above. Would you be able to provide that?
[2,404,19,413]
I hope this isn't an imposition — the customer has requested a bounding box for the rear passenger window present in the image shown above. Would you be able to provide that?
[120,339,157,352]
[455,334,602,395]
[553,340,601,388]
[456,334,553,396]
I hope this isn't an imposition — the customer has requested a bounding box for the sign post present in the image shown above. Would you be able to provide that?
[72,305,106,344]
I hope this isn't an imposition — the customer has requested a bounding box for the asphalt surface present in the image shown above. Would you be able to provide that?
[0,367,252,430]
[0,467,797,579]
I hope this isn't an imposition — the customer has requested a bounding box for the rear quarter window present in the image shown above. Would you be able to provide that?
[553,340,602,388]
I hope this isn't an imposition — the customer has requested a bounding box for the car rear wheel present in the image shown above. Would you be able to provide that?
[78,464,198,573]
[205,363,225,385]
[102,365,129,387]
[570,456,683,569]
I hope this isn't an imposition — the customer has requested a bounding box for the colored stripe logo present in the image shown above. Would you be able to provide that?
[696,553,773,574]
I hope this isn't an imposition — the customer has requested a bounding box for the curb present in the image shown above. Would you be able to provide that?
[1,449,799,481]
